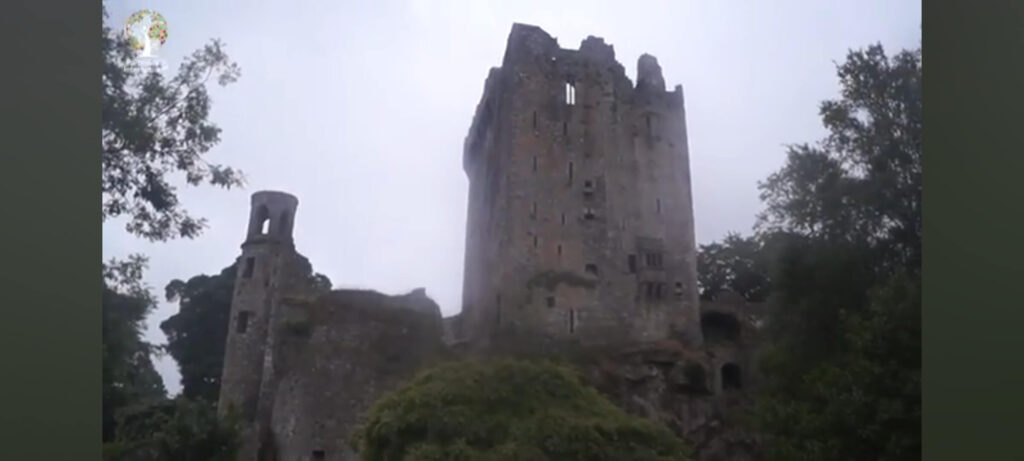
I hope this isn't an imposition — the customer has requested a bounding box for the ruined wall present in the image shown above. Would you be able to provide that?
[461,23,701,350]
[267,289,446,461]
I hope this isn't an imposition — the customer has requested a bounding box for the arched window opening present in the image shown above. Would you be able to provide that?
[251,205,271,236]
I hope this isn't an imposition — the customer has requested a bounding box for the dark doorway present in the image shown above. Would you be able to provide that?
[721,363,742,391]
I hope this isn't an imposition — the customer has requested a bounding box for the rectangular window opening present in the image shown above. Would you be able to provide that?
[242,257,255,279]
[547,296,556,308]
[585,264,598,276]
[236,311,250,334]
[313,450,326,460]
[533,235,538,247]
[532,111,537,130]
[628,254,637,273]
[563,121,568,136]
[565,81,576,105]
[568,162,574,184]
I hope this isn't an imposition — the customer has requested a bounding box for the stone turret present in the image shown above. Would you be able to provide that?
[217,191,301,460]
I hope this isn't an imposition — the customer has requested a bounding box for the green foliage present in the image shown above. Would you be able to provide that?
[352,360,691,461]
[748,43,921,460]
[696,232,772,302]
[757,44,921,272]
[102,10,243,241]
[103,398,241,461]
[757,274,920,460]
[160,264,238,402]
[160,261,332,401]
[103,256,166,442]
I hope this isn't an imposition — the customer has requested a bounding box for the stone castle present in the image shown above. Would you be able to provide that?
[218,24,760,461]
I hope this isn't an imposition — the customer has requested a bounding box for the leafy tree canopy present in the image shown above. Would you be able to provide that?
[102,9,243,241]
[161,258,332,402]
[748,43,921,461]
[103,256,167,442]
[352,360,691,461]
[103,398,240,461]
[697,232,772,302]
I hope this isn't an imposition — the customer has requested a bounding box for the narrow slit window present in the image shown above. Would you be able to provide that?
[561,213,566,225]
[568,309,577,333]
[532,111,537,130]
[628,254,637,273]
[557,244,563,256]
[646,115,652,137]
[563,121,568,136]
[242,257,255,279]
[568,162,574,183]
[533,235,538,247]
[565,81,576,105]
[236,311,250,334]
[532,156,537,172]
[531,202,537,219]
[656,198,662,214]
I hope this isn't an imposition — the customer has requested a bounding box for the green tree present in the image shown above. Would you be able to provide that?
[103,398,240,461]
[103,256,167,443]
[696,232,772,302]
[352,360,691,461]
[101,3,245,451]
[161,258,333,402]
[102,7,243,241]
[752,43,921,461]
[160,264,238,402]
[757,44,921,272]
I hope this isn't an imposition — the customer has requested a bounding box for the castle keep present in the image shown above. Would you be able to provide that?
[218,24,758,461]
[459,23,701,349]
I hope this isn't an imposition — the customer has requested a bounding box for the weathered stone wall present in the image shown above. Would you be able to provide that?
[461,23,702,351]
[218,191,303,460]
[266,289,446,461]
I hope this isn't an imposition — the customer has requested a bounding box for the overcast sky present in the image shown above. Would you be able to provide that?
[103,0,921,395]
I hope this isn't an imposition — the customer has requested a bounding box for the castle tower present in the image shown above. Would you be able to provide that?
[218,191,299,460]
[461,24,702,349]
